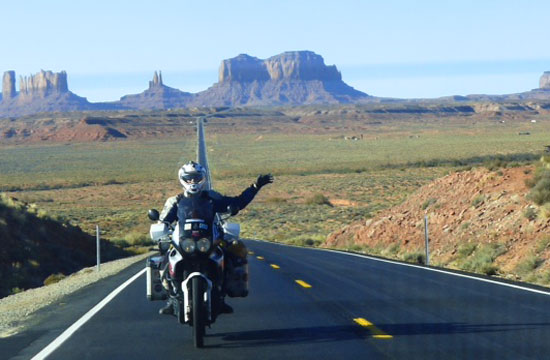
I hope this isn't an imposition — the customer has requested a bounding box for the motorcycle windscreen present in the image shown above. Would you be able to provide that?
[176,196,215,226]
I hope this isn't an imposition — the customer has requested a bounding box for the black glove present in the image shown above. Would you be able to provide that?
[254,174,274,190]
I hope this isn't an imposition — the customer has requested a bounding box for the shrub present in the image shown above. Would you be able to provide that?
[44,273,66,286]
[540,204,550,219]
[421,198,437,210]
[348,244,364,252]
[525,177,537,188]
[484,159,506,171]
[381,243,400,257]
[523,207,538,221]
[104,179,122,185]
[471,195,485,207]
[402,251,426,265]
[11,287,23,295]
[461,243,505,276]
[285,234,324,247]
[265,196,287,204]
[480,264,499,276]
[526,166,550,200]
[459,222,471,231]
[457,243,477,258]
[528,178,550,205]
[516,255,544,275]
[305,193,333,206]
[540,270,550,285]
[536,236,550,253]
[112,239,131,248]
[124,232,151,246]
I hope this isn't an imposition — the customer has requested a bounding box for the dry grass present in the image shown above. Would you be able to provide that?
[2,115,548,249]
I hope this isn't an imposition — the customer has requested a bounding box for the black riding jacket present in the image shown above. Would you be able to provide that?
[159,185,259,225]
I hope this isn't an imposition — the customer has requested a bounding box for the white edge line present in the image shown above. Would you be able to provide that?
[248,239,550,297]
[31,268,147,360]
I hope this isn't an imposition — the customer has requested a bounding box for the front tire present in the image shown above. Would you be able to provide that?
[192,277,205,348]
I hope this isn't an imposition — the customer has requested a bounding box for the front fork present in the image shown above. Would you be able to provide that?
[182,273,212,323]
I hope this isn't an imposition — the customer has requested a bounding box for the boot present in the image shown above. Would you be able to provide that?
[159,301,174,315]
[220,299,233,314]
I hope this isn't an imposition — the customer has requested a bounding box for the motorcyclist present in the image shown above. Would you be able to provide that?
[157,160,273,315]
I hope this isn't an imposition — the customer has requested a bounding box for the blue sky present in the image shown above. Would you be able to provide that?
[2,0,550,101]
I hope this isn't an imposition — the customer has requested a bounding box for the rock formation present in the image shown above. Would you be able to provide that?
[265,51,342,82]
[2,71,16,99]
[0,70,98,117]
[119,71,192,110]
[540,71,550,89]
[193,51,368,106]
[19,70,69,98]
[218,54,270,82]
[0,53,370,116]
[217,51,342,83]
[149,70,163,88]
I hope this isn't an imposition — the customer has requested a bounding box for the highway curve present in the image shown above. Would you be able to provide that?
[5,239,550,359]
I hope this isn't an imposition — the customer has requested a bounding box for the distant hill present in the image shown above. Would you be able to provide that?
[1,52,550,117]
[0,51,369,116]
[118,70,193,110]
[0,194,128,298]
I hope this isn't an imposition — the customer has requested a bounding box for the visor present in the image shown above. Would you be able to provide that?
[181,173,205,184]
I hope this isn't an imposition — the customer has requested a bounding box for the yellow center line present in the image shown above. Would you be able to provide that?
[256,256,264,260]
[270,264,280,269]
[248,251,255,255]
[353,318,393,339]
[295,280,312,288]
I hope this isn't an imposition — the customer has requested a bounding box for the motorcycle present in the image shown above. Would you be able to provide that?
[146,205,247,348]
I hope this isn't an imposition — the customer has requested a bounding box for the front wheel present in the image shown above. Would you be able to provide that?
[192,277,205,348]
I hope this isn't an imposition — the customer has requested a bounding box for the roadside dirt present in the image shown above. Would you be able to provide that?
[0,252,152,338]
[326,166,550,281]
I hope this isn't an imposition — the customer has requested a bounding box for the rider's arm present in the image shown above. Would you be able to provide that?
[159,195,180,223]
[208,174,273,213]
[208,186,258,213]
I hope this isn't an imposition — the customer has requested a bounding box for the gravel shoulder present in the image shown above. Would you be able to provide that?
[0,251,153,338]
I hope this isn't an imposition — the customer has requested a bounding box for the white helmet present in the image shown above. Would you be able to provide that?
[178,161,207,196]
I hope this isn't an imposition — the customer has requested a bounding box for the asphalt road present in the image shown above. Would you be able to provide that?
[4,239,550,359]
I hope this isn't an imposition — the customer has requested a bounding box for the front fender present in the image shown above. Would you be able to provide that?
[182,273,213,323]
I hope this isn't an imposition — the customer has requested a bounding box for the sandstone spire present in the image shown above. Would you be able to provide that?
[149,71,163,88]
[2,71,16,99]
[540,71,550,89]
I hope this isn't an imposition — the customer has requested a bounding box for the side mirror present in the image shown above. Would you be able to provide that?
[227,204,239,216]
[148,209,160,221]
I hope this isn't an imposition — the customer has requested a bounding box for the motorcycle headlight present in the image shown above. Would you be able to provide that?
[181,239,196,254]
[197,238,211,253]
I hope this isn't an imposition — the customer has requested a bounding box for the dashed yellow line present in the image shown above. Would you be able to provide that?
[270,264,280,269]
[295,280,312,288]
[248,251,255,255]
[256,256,264,260]
[353,318,393,339]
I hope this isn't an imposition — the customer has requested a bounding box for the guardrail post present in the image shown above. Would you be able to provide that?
[424,215,429,266]
[96,225,101,272]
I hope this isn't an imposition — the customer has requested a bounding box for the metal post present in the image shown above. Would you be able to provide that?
[424,215,429,266]
[96,225,101,272]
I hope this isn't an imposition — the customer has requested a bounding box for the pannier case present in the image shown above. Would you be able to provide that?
[224,240,249,297]
[146,256,167,301]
